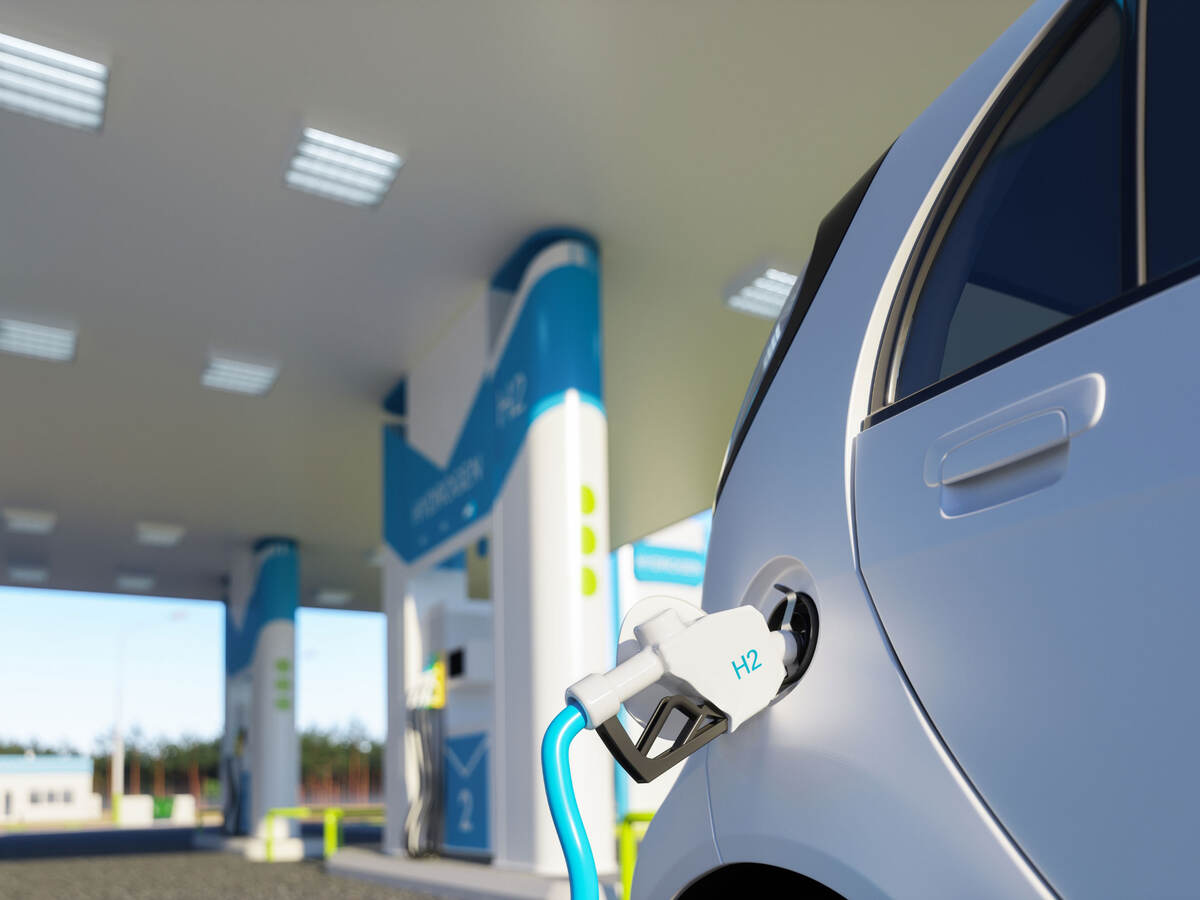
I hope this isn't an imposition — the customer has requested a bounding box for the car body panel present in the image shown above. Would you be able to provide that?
[634,2,1071,897]
[628,756,721,900]
[856,273,1200,899]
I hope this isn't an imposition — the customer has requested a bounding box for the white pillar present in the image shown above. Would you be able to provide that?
[382,548,410,855]
[492,390,616,876]
[112,635,126,816]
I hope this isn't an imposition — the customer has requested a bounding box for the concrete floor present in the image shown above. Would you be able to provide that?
[0,852,439,900]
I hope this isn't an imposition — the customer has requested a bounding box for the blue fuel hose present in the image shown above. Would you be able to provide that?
[541,703,600,900]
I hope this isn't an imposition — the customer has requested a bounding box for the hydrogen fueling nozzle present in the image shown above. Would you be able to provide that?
[564,596,801,783]
[543,594,809,899]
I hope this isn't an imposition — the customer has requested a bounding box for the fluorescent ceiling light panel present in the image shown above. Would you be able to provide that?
[116,573,155,592]
[0,33,107,131]
[136,521,185,548]
[9,564,48,585]
[725,267,799,320]
[202,356,278,396]
[285,128,402,207]
[0,319,76,361]
[316,589,352,607]
[3,508,57,535]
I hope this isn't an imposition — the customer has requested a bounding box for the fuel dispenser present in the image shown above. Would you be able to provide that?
[381,229,615,877]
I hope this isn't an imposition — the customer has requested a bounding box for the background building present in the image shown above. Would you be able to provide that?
[0,755,102,825]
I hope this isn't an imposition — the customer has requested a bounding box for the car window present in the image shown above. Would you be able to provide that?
[1145,1,1200,281]
[892,2,1133,403]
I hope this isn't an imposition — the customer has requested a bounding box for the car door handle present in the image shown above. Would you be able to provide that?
[923,372,1105,493]
[940,410,1068,485]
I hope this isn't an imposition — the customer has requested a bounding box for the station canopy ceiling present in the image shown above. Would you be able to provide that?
[0,0,1029,610]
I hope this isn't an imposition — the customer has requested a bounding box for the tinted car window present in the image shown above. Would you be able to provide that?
[1145,1,1200,281]
[894,3,1131,402]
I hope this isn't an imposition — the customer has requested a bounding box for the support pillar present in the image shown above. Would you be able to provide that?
[382,550,411,855]
[491,389,615,877]
[488,235,615,876]
[222,537,299,839]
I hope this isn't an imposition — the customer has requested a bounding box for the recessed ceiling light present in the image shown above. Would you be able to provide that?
[316,589,352,607]
[725,267,800,320]
[9,564,48,585]
[0,32,107,131]
[136,522,185,548]
[0,318,76,361]
[285,128,402,208]
[116,572,155,593]
[202,355,278,396]
[3,508,57,535]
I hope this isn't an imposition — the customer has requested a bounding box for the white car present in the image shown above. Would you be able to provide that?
[634,0,1199,897]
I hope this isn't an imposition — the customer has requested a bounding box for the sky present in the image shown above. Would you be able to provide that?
[0,587,385,753]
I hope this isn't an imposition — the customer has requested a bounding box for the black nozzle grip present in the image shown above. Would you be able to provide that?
[595,694,728,783]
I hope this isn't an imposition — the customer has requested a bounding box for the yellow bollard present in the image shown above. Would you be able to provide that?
[617,812,654,899]
[323,807,345,859]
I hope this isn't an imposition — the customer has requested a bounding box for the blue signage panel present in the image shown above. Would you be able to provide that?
[383,230,602,564]
[443,731,489,855]
[225,538,298,676]
[632,544,706,587]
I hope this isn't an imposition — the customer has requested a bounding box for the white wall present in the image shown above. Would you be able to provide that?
[407,294,490,467]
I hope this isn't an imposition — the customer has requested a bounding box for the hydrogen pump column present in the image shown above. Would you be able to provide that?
[222,537,300,838]
[381,230,616,876]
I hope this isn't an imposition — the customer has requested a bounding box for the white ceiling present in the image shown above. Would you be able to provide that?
[0,0,1030,610]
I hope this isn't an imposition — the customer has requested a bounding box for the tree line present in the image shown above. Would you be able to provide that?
[1,726,384,805]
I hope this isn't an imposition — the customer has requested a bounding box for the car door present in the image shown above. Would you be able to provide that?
[854,1,1200,897]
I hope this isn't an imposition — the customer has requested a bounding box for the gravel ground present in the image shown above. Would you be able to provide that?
[0,852,439,900]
